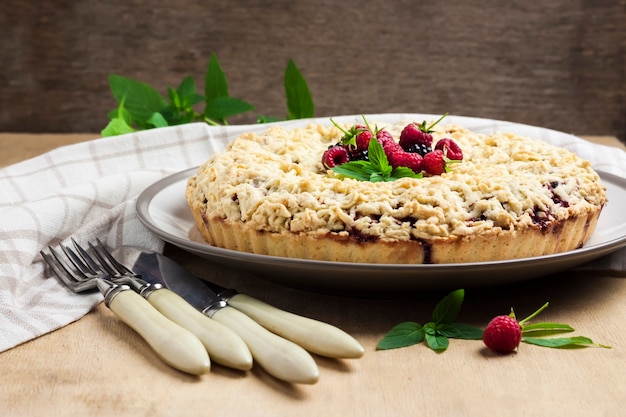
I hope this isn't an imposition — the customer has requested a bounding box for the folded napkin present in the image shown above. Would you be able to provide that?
[1,114,625,352]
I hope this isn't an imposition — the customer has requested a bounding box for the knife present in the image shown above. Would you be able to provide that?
[204,284,364,359]
[113,246,320,385]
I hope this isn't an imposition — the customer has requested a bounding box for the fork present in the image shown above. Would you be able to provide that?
[41,242,211,375]
[82,239,253,371]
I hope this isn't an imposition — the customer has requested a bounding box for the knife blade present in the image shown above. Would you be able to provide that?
[113,246,319,385]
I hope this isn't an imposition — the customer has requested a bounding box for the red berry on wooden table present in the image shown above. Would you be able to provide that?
[483,315,522,353]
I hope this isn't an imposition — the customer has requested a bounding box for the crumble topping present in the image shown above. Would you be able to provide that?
[187,122,606,242]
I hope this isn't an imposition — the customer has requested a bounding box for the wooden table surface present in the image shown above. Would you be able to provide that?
[1,132,625,417]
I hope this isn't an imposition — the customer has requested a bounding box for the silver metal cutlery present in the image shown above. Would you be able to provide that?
[40,243,211,376]
[42,237,364,384]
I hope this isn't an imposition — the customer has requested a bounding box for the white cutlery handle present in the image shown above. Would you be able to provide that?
[228,294,364,359]
[146,288,252,371]
[108,289,210,375]
[211,306,319,384]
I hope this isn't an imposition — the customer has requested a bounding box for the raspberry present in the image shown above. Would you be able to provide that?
[382,140,403,156]
[435,138,463,161]
[375,130,401,156]
[322,145,350,168]
[422,149,447,175]
[399,122,433,151]
[376,129,394,144]
[483,315,522,353]
[388,151,424,173]
[354,125,373,151]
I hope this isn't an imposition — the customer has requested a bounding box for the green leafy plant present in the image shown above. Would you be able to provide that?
[377,289,483,352]
[377,289,611,354]
[102,54,314,136]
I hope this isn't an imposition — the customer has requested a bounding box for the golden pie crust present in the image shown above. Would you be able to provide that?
[185,121,606,264]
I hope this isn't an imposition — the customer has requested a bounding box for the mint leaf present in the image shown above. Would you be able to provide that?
[376,322,425,350]
[438,322,484,340]
[204,52,229,102]
[523,336,611,349]
[101,117,135,137]
[101,99,136,137]
[176,76,203,107]
[432,289,464,324]
[201,54,254,124]
[367,138,389,172]
[204,96,255,122]
[332,161,376,182]
[108,75,167,126]
[424,331,449,352]
[257,115,282,124]
[284,59,314,120]
[392,166,424,180]
[146,112,169,129]
[522,322,574,337]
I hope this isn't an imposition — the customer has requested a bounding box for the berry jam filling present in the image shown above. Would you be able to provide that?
[529,208,554,233]
[546,181,570,208]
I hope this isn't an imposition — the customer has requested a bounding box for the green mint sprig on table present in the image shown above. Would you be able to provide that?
[376,289,483,352]
[102,53,314,136]
[377,289,611,353]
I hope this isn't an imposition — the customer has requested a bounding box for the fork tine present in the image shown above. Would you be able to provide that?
[42,246,97,292]
[62,242,97,278]
[87,240,121,277]
[92,238,134,276]
[71,237,103,275]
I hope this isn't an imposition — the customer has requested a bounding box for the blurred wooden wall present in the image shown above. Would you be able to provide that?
[1,0,624,141]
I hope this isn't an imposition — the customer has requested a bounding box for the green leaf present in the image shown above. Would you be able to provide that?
[204,96,255,122]
[257,115,283,123]
[522,322,575,337]
[425,331,449,352]
[108,75,167,125]
[168,86,181,109]
[367,138,389,171]
[432,289,465,324]
[101,98,136,137]
[176,76,204,108]
[204,52,229,102]
[146,112,169,128]
[391,166,423,180]
[377,322,425,350]
[177,76,195,100]
[101,117,135,137]
[438,322,484,340]
[284,59,314,120]
[523,336,611,349]
[332,161,376,182]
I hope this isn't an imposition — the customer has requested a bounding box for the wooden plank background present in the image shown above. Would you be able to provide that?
[1,0,624,141]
